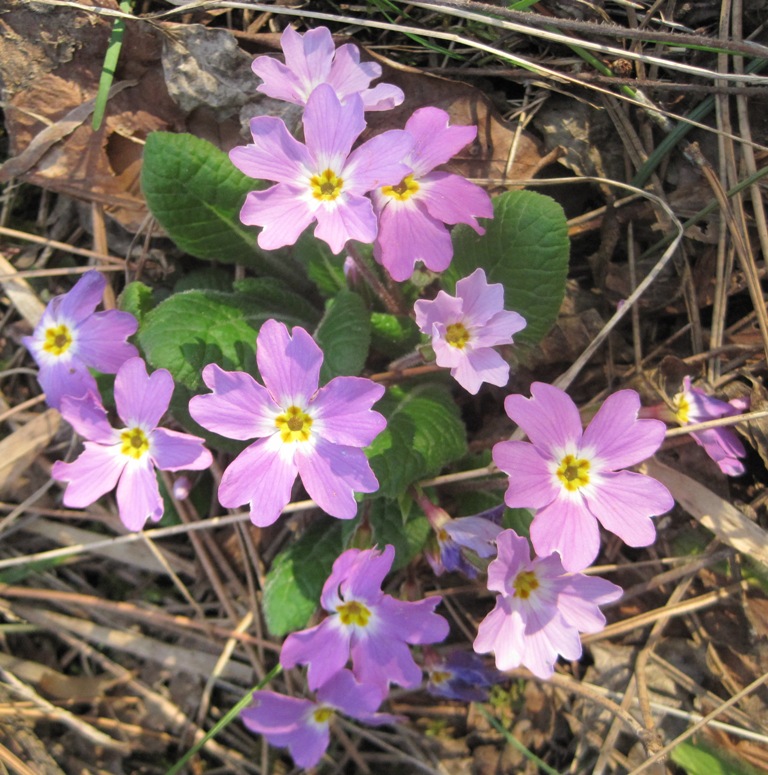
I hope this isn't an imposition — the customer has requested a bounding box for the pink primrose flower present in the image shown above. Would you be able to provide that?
[52,358,212,531]
[493,383,674,572]
[473,530,622,679]
[241,669,397,770]
[414,268,526,394]
[250,25,404,111]
[673,376,747,476]
[23,271,138,409]
[371,107,493,281]
[280,545,449,692]
[229,83,413,254]
[188,319,385,527]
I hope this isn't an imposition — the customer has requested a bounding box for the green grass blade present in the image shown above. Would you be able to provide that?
[92,0,133,131]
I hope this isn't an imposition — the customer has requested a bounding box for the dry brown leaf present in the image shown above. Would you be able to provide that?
[645,458,768,570]
[0,253,46,327]
[0,653,112,701]
[0,409,60,497]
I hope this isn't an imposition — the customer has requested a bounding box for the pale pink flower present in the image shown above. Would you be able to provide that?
[229,84,412,254]
[493,383,674,572]
[414,268,526,394]
[52,358,212,531]
[473,530,622,679]
[372,107,493,281]
[251,25,404,111]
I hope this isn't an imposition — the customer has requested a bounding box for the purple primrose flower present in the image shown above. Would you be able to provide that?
[241,669,397,770]
[52,358,212,531]
[493,383,674,572]
[229,83,413,254]
[250,25,404,111]
[673,376,747,476]
[414,268,526,394]
[23,271,138,409]
[372,107,493,281]
[189,319,385,527]
[280,545,449,692]
[424,648,503,702]
[473,530,622,679]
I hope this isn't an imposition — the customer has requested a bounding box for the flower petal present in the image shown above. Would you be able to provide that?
[452,346,509,394]
[58,271,105,325]
[337,544,394,603]
[116,458,163,530]
[36,356,98,410]
[150,428,212,471]
[256,320,322,408]
[75,310,138,373]
[581,389,666,469]
[280,618,351,691]
[114,358,172,429]
[304,84,365,170]
[240,186,317,251]
[230,116,312,183]
[351,631,423,691]
[418,172,492,230]
[404,107,478,174]
[504,383,583,454]
[493,440,559,509]
[310,376,386,447]
[59,391,116,444]
[280,25,334,97]
[313,193,378,254]
[343,130,413,193]
[375,595,449,645]
[52,444,125,507]
[558,574,622,632]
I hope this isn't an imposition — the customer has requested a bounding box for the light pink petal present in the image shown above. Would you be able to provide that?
[351,631,422,690]
[684,377,740,423]
[343,130,413,193]
[337,545,393,603]
[373,201,452,282]
[251,56,305,103]
[59,392,116,444]
[486,530,531,595]
[114,358,172,429]
[304,85,365,169]
[230,116,312,183]
[413,291,463,333]
[281,619,350,691]
[191,363,278,440]
[150,428,212,471]
[240,186,317,251]
[452,346,509,394]
[418,173,492,230]
[218,436,297,527]
[310,377,386,446]
[473,309,527,348]
[558,574,622,633]
[375,595,449,645]
[584,470,671,547]
[692,427,746,475]
[327,43,378,98]
[474,597,527,672]
[280,25,334,96]
[404,108,478,175]
[53,444,125,507]
[523,611,582,678]
[529,496,601,573]
[36,357,98,410]
[321,548,364,611]
[358,82,405,111]
[295,438,378,519]
[453,268,501,321]
[316,669,384,717]
[285,724,330,770]
[241,691,308,736]
[75,310,138,373]
[256,320,322,408]
[504,383,583,454]
[313,193,378,254]
[116,458,163,530]
[58,271,105,325]
[492,440,559,509]
[581,390,667,469]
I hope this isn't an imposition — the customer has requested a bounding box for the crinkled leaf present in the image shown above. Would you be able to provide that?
[315,290,370,382]
[671,741,760,775]
[370,312,420,359]
[263,519,345,637]
[445,190,569,345]
[295,230,347,297]
[138,283,317,391]
[119,281,154,326]
[174,267,233,293]
[367,383,467,499]
[142,132,297,280]
[234,277,320,329]
[369,499,430,570]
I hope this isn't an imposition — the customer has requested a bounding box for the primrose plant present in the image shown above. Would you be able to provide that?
[25,21,747,771]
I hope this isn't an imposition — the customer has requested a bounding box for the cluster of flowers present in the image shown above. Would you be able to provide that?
[21,22,750,771]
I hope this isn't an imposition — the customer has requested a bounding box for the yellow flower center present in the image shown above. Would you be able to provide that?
[120,427,150,460]
[430,669,451,685]
[312,705,334,724]
[512,570,540,599]
[556,453,590,491]
[42,324,73,356]
[445,322,470,349]
[381,174,419,201]
[275,405,313,443]
[674,394,690,424]
[310,168,344,201]
[336,600,371,627]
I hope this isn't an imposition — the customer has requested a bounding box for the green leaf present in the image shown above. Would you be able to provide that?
[262,520,345,636]
[174,267,233,293]
[234,277,320,329]
[315,291,371,381]
[138,282,317,391]
[119,281,154,325]
[369,499,431,569]
[671,741,761,775]
[445,190,569,345]
[141,132,297,279]
[370,312,420,358]
[295,230,347,297]
[367,383,467,499]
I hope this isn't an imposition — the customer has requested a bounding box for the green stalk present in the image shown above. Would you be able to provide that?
[92,0,133,131]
